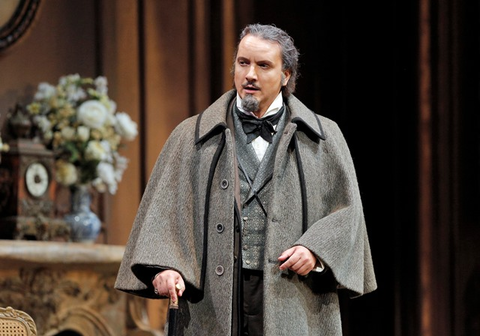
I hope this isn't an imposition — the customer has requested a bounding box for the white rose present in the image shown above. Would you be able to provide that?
[113,153,129,181]
[115,112,138,141]
[34,83,56,101]
[33,115,51,134]
[108,100,117,114]
[95,76,108,95]
[92,177,107,193]
[59,76,67,86]
[100,140,113,162]
[66,85,86,102]
[60,73,80,86]
[44,131,53,141]
[77,126,90,142]
[105,107,117,126]
[56,160,78,186]
[85,141,107,161]
[61,127,75,141]
[96,162,118,194]
[77,100,108,129]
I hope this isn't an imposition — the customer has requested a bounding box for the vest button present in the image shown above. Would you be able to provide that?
[220,179,229,189]
[215,265,224,276]
[245,260,251,265]
[216,223,224,233]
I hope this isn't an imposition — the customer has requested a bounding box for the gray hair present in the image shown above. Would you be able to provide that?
[234,23,300,97]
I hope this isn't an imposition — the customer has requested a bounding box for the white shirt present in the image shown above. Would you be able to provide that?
[236,92,284,161]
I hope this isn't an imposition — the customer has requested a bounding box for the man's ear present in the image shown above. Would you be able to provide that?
[283,71,291,86]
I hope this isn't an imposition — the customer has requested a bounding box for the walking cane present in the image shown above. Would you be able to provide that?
[167,283,182,336]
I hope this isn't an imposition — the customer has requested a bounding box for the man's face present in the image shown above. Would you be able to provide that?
[234,34,291,117]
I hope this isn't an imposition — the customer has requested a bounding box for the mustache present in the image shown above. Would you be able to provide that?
[242,82,260,90]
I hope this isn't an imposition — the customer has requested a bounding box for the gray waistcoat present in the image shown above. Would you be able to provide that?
[233,106,287,270]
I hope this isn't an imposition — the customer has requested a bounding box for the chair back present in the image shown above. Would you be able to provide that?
[0,306,37,336]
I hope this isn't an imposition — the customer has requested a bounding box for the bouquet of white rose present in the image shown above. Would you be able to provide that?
[27,74,138,194]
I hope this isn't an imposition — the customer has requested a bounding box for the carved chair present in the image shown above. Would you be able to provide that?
[0,306,37,336]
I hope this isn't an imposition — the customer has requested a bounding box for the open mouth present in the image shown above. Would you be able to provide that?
[243,84,260,93]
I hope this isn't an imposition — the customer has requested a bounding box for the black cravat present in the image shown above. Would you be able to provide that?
[235,105,285,143]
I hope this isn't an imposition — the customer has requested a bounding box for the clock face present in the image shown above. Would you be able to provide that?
[25,162,50,198]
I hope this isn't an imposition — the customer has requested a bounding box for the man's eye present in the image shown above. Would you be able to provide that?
[259,63,269,69]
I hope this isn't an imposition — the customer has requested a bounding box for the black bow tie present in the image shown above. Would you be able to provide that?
[235,106,284,143]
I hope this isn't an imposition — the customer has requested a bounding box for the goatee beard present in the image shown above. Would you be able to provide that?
[242,94,260,114]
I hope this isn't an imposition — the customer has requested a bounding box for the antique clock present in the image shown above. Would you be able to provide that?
[25,161,50,198]
[0,106,69,240]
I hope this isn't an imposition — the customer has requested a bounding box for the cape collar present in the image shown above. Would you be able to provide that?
[195,90,326,145]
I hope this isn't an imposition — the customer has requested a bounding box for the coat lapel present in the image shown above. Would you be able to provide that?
[194,91,235,146]
[192,90,327,208]
[246,109,287,201]
[286,95,326,142]
[234,105,288,204]
[233,119,260,184]
[194,90,326,146]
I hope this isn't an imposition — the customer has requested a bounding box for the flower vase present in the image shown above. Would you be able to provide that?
[64,185,101,243]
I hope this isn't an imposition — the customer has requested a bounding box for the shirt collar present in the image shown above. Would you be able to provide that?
[236,92,283,118]
[194,90,326,146]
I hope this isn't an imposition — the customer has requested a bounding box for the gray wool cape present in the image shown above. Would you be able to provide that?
[115,90,377,335]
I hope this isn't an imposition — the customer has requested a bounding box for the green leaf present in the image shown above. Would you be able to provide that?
[78,159,99,184]
[63,141,80,163]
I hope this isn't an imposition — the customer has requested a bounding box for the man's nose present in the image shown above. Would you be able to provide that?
[246,65,257,81]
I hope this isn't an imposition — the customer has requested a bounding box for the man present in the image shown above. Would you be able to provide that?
[115,24,377,335]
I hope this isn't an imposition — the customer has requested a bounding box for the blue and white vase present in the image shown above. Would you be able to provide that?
[64,185,101,243]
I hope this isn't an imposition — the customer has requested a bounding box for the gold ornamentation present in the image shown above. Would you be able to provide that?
[0,268,120,335]
[0,306,37,335]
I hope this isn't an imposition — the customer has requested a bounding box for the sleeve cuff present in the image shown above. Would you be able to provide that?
[311,257,326,273]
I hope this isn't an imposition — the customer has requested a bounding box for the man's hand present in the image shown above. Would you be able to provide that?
[278,246,317,276]
[152,270,185,303]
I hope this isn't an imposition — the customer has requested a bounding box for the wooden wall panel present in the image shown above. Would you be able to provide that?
[221,0,236,92]
[0,0,97,126]
[142,0,191,176]
[418,0,434,334]
[191,0,212,113]
[99,0,142,246]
